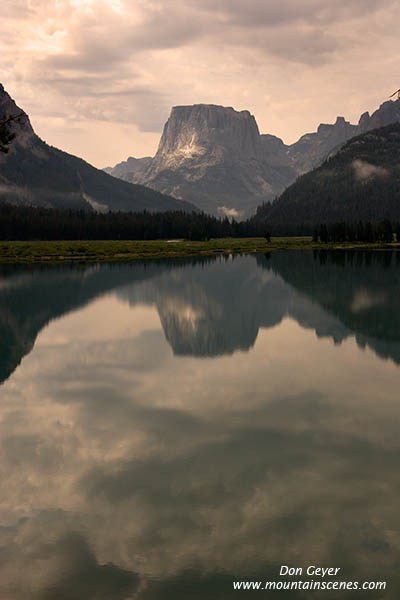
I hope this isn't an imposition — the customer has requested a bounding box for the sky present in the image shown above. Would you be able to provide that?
[2,0,400,168]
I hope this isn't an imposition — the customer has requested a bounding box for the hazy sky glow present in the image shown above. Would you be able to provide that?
[2,0,400,167]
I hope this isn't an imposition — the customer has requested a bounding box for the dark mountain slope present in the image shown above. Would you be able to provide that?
[255,123,400,229]
[0,84,197,213]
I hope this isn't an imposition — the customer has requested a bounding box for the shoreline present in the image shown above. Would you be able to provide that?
[0,237,397,263]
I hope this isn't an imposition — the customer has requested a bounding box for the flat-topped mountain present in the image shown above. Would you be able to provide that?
[105,104,297,217]
[106,99,400,217]
[154,104,263,168]
[0,84,196,213]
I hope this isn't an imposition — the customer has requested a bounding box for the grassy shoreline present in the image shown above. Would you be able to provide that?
[0,237,397,263]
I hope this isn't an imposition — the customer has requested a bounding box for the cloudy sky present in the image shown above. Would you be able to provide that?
[2,0,400,168]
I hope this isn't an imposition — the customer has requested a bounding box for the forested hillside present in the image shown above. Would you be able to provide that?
[254,123,400,232]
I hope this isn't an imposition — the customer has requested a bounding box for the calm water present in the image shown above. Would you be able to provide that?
[1,251,400,599]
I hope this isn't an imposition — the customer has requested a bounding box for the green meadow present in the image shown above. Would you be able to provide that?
[0,237,395,263]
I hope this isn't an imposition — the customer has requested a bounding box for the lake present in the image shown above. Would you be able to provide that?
[0,250,399,599]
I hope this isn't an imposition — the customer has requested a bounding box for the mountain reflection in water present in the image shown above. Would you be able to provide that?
[1,251,400,383]
[0,251,400,599]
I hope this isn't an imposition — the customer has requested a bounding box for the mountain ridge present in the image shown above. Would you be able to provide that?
[0,84,197,214]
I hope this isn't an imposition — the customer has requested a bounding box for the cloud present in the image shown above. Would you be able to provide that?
[2,0,400,166]
[351,288,386,313]
[217,206,243,219]
[352,158,389,181]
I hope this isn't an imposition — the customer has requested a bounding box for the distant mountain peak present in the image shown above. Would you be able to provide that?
[357,97,400,133]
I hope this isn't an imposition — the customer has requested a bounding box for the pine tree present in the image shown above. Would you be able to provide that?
[0,113,25,153]
[0,119,15,153]
[383,219,393,243]
[319,224,328,243]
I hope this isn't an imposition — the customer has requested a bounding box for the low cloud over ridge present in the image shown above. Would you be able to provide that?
[352,159,389,181]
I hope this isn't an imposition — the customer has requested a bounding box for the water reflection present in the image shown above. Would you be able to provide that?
[0,252,400,599]
[2,251,400,385]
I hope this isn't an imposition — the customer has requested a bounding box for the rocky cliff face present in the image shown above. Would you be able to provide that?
[107,98,400,218]
[153,104,263,169]
[286,100,400,175]
[0,84,196,213]
[108,104,297,217]
[287,116,357,175]
[356,100,400,134]
[148,104,285,217]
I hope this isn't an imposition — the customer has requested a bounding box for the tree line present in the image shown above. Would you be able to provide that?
[0,113,24,153]
[0,202,262,241]
[2,200,400,242]
[313,220,400,243]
